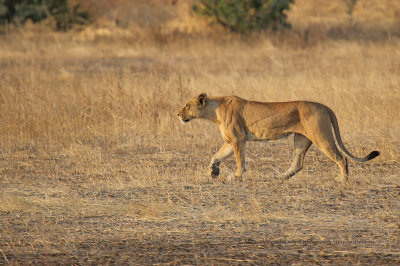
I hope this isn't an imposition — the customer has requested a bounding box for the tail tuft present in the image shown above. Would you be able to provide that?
[367,151,380,161]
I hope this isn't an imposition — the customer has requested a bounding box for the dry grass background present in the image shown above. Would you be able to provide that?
[0,0,399,264]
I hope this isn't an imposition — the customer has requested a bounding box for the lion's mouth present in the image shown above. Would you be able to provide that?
[178,116,190,124]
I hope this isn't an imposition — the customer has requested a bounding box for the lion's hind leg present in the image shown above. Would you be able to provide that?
[282,133,312,179]
[305,117,349,181]
[316,141,348,181]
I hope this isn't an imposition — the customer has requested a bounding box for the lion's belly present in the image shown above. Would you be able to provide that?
[246,131,292,142]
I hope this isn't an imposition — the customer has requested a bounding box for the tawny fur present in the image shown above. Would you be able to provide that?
[178,93,379,181]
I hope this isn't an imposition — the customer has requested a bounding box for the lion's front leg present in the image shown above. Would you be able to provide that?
[232,140,246,180]
[208,143,233,178]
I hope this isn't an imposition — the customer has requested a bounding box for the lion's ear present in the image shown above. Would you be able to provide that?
[197,93,207,108]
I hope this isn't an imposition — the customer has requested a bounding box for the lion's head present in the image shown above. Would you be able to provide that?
[177,93,207,124]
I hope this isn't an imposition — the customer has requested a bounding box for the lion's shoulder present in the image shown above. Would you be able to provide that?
[220,95,246,107]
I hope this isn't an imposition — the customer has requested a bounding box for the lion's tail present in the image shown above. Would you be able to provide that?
[328,108,380,162]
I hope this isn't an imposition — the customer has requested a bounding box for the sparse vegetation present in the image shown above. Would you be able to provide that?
[193,0,294,33]
[0,0,399,264]
[0,0,90,30]
[343,0,358,16]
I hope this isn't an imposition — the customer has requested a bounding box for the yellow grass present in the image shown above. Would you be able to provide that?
[0,0,399,264]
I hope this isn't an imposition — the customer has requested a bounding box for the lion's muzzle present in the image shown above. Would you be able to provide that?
[177,113,190,124]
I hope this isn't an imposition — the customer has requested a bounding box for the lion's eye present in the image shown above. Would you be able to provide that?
[186,104,190,109]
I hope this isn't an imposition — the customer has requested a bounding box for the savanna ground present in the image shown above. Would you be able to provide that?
[0,0,399,264]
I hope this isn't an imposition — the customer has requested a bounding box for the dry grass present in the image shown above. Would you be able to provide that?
[0,0,399,264]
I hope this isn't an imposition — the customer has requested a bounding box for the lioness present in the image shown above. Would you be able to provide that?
[177,93,379,181]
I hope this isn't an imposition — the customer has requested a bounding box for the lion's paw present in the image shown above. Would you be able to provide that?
[210,164,220,179]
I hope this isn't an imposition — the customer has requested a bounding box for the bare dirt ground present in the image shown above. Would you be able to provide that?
[1,0,400,264]
[1,137,399,264]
